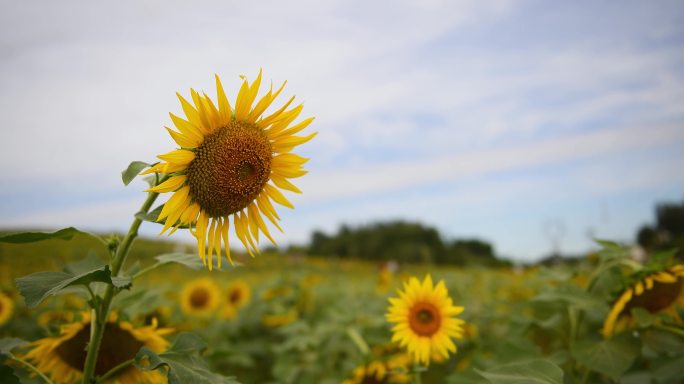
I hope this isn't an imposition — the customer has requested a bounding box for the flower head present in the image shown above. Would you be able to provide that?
[603,264,684,337]
[226,279,251,309]
[23,313,172,384]
[0,292,14,326]
[386,275,465,366]
[180,277,221,317]
[145,70,315,269]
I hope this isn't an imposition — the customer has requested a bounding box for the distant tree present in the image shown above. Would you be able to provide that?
[636,199,684,260]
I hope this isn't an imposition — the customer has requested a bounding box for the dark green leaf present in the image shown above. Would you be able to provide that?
[0,227,101,244]
[0,364,20,384]
[631,307,654,327]
[570,333,640,380]
[134,333,239,384]
[475,359,563,384]
[0,338,27,355]
[122,161,151,186]
[652,353,684,383]
[15,266,131,308]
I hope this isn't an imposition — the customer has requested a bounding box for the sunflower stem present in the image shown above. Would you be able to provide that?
[81,187,162,384]
[9,355,55,384]
[96,358,134,383]
[412,364,423,384]
[655,323,684,338]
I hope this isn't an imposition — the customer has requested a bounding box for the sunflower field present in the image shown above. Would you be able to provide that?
[1,71,683,384]
[1,234,683,384]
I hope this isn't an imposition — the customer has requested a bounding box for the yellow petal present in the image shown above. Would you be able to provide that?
[264,184,294,209]
[215,74,232,126]
[169,113,204,143]
[146,175,187,193]
[157,149,195,165]
[270,174,302,194]
[176,93,202,127]
[221,217,233,265]
[165,127,199,149]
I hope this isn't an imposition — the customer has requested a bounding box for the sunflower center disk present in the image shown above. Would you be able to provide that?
[409,302,442,337]
[186,121,272,218]
[55,323,143,375]
[229,290,242,304]
[623,277,683,315]
[190,288,211,309]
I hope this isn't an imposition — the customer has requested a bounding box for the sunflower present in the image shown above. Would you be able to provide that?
[144,70,315,269]
[342,358,410,384]
[0,291,14,326]
[23,313,172,384]
[226,279,251,309]
[180,277,221,317]
[386,274,465,366]
[602,264,684,337]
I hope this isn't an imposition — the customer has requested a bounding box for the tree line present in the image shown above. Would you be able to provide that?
[307,221,510,267]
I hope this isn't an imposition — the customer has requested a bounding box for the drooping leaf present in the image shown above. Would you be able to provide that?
[15,265,131,308]
[570,333,640,380]
[122,161,151,186]
[0,364,20,384]
[0,227,102,244]
[155,253,205,270]
[475,359,563,384]
[134,333,239,384]
[0,338,27,356]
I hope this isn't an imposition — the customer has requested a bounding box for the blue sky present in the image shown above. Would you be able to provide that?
[1,0,683,261]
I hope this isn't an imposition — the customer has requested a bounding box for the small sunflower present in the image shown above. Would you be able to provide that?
[226,279,251,309]
[0,291,14,326]
[602,264,684,337]
[343,358,410,384]
[386,274,465,366]
[144,70,315,269]
[23,313,172,384]
[180,277,221,317]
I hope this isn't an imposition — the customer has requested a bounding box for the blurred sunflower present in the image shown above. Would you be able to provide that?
[144,70,315,269]
[180,278,220,317]
[386,275,465,366]
[261,309,298,328]
[23,313,171,384]
[343,359,410,384]
[602,264,684,337]
[36,310,75,328]
[0,292,14,326]
[226,279,251,309]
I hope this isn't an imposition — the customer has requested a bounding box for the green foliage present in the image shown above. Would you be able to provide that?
[15,265,131,308]
[570,334,640,380]
[474,359,564,384]
[121,161,151,186]
[135,333,239,384]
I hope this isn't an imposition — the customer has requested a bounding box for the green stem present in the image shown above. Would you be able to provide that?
[412,364,423,384]
[131,262,162,280]
[96,358,134,383]
[655,323,684,338]
[10,356,55,384]
[81,189,161,384]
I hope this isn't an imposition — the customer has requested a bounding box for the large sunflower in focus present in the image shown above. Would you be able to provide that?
[23,313,171,384]
[602,264,684,337]
[386,275,465,366]
[144,70,315,268]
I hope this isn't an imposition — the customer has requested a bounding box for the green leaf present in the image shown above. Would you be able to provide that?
[0,364,20,384]
[134,333,239,384]
[15,265,132,308]
[532,285,606,311]
[594,239,622,249]
[475,359,563,384]
[570,333,640,380]
[122,161,151,186]
[155,253,205,270]
[135,204,164,224]
[0,338,27,356]
[0,227,101,244]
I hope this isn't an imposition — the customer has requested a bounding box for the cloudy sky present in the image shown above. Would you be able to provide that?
[1,0,683,261]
